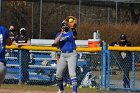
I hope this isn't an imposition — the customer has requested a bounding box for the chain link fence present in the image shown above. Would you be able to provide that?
[109,51,140,89]
[5,49,102,88]
[4,45,140,91]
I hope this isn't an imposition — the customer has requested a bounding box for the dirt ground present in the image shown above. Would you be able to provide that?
[0,88,98,93]
[0,88,51,93]
[0,88,136,93]
[0,84,98,93]
[0,88,76,93]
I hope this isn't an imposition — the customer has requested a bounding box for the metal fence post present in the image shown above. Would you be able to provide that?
[39,0,43,39]
[102,41,107,89]
[18,50,22,84]
[131,52,135,88]
[115,0,118,24]
[78,0,81,26]
[107,48,110,89]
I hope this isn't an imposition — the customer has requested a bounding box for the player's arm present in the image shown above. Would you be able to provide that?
[72,28,77,40]
[6,37,12,46]
[5,26,12,46]
[53,29,65,44]
[18,40,31,46]
[12,37,31,46]
[54,33,63,44]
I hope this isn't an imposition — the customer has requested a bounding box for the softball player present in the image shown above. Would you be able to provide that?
[0,25,12,86]
[53,21,78,93]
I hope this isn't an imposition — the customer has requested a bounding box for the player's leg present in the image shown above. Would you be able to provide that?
[56,53,67,92]
[0,62,7,86]
[63,66,69,86]
[123,69,130,88]
[68,52,78,93]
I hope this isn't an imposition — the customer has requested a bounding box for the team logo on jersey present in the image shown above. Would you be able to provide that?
[60,36,69,41]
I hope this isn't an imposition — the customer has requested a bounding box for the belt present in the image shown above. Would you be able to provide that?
[0,60,5,62]
[61,50,75,53]
[0,60,6,66]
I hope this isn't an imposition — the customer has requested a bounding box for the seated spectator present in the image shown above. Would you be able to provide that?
[5,24,17,57]
[13,27,31,84]
[13,28,30,46]
[9,24,18,42]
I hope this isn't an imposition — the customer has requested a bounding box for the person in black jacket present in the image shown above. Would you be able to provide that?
[13,28,31,84]
[5,25,18,57]
[111,34,132,88]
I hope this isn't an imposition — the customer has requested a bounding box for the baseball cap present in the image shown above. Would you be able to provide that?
[20,28,26,32]
[61,21,69,28]
[120,34,127,40]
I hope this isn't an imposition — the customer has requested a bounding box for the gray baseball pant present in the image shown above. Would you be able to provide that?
[56,51,77,79]
[0,62,6,86]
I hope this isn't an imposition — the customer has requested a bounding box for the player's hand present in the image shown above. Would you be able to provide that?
[15,43,22,47]
[61,28,65,34]
[114,44,119,46]
[52,43,57,47]
[52,43,59,49]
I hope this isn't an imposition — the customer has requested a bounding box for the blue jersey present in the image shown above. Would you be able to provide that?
[55,30,76,52]
[0,25,10,60]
